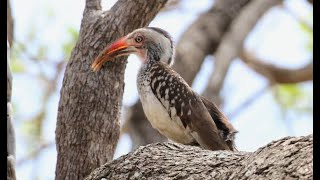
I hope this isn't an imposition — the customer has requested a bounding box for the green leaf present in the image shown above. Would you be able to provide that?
[273,84,313,117]
[10,58,26,73]
[274,84,303,108]
[67,27,79,41]
[21,111,46,139]
[298,12,313,52]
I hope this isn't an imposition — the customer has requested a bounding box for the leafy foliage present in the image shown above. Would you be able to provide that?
[273,84,313,116]
[272,9,313,119]
[299,16,313,51]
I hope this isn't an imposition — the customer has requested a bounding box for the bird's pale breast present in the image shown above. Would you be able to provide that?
[137,67,194,144]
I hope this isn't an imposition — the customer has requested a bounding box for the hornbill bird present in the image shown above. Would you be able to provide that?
[92,27,238,151]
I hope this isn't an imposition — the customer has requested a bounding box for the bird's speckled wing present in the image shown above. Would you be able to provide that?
[200,96,238,151]
[149,62,230,150]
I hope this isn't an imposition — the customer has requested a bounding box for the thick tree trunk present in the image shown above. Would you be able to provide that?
[55,0,168,179]
[7,0,16,178]
[7,0,14,46]
[124,0,250,150]
[86,135,313,180]
[7,40,16,180]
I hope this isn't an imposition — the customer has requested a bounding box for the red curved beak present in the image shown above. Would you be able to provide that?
[91,37,135,71]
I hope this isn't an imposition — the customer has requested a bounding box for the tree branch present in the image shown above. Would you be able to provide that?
[7,156,16,180]
[203,0,282,104]
[7,2,15,179]
[85,135,313,179]
[85,0,102,12]
[7,0,14,46]
[160,0,181,12]
[173,0,250,84]
[240,50,313,84]
[7,39,16,180]
[111,0,168,30]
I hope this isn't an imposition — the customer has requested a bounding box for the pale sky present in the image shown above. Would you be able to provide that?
[11,0,313,179]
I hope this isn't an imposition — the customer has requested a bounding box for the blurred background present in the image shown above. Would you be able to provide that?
[8,0,312,179]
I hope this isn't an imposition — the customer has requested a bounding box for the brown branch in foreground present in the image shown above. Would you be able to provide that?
[203,0,282,104]
[240,50,313,84]
[123,0,251,151]
[85,135,313,179]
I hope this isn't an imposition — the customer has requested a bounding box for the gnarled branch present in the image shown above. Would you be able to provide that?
[173,0,250,84]
[86,135,313,179]
[203,0,282,104]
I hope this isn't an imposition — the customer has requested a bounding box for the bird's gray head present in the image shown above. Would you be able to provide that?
[92,27,175,71]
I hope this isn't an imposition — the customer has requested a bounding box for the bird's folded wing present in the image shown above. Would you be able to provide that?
[184,94,231,150]
[200,96,238,151]
[150,62,230,150]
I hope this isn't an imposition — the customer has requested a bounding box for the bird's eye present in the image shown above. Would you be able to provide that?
[135,36,143,43]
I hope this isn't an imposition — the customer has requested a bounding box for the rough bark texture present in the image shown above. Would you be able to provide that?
[7,0,14,46]
[203,0,282,103]
[7,1,16,178]
[7,40,16,180]
[55,0,168,179]
[124,0,250,150]
[86,135,313,180]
